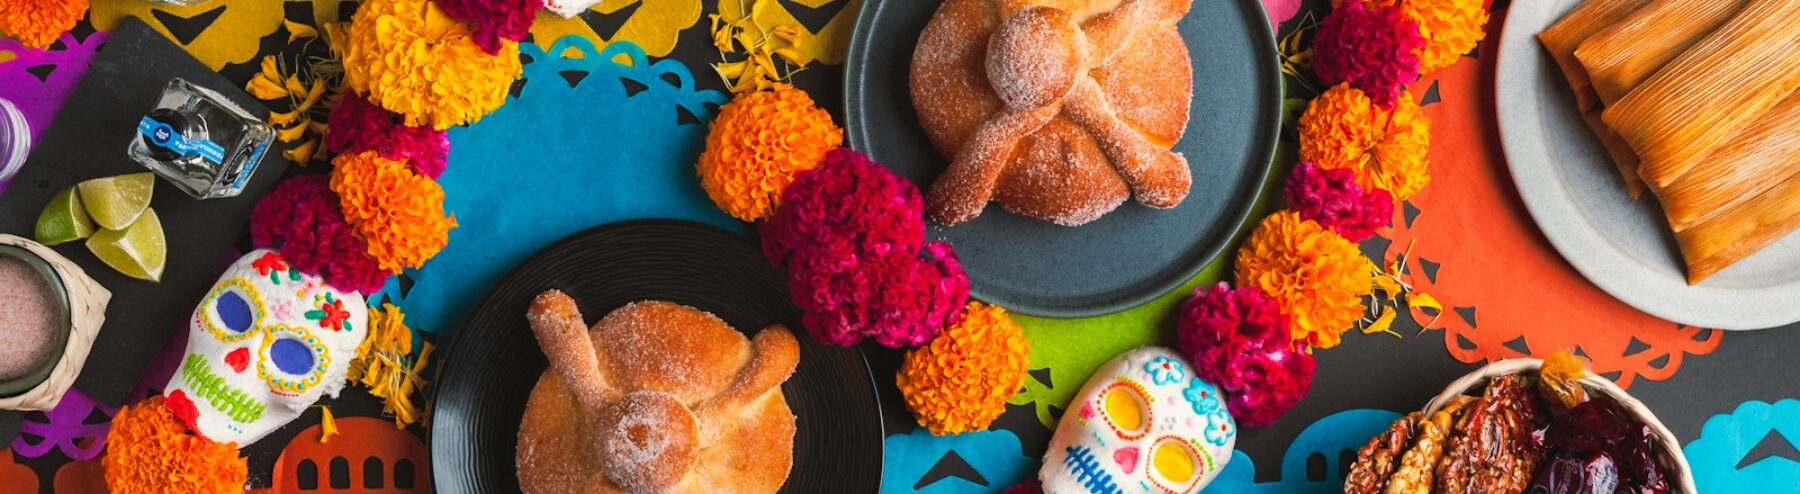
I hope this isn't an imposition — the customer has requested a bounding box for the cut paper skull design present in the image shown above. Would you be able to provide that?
[1042,347,1234,494]
[163,249,368,447]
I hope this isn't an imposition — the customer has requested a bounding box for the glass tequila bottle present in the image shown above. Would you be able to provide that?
[127,78,274,200]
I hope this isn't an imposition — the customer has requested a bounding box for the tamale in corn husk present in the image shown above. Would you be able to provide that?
[1538,0,1654,196]
[1602,0,1800,188]
[1653,91,1800,233]
[1574,0,1750,106]
[1678,164,1800,283]
[1538,0,1653,112]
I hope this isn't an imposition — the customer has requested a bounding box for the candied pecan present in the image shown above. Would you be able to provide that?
[1384,396,1473,494]
[1435,375,1547,494]
[1346,412,1421,494]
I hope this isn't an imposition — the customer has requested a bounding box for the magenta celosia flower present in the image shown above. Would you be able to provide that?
[251,175,391,294]
[1284,161,1395,241]
[325,92,450,179]
[762,148,969,348]
[1313,0,1423,108]
[437,0,542,55]
[1177,282,1315,428]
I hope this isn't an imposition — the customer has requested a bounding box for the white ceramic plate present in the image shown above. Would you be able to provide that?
[1496,0,1800,330]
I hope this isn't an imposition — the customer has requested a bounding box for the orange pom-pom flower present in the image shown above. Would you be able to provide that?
[1234,211,1375,350]
[697,84,844,221]
[330,151,457,273]
[1298,83,1431,200]
[896,301,1030,435]
[102,397,248,494]
[342,0,522,129]
[0,0,85,50]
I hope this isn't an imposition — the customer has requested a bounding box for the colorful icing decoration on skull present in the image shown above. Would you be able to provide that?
[1042,347,1234,493]
[163,249,368,447]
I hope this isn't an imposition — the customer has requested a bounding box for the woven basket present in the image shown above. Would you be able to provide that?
[0,235,111,411]
[1423,358,1696,493]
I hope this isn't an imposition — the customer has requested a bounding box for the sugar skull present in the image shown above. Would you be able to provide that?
[162,249,368,446]
[1041,347,1234,494]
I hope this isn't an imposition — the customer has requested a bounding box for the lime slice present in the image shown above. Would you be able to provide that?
[77,172,155,231]
[87,208,165,282]
[34,186,95,245]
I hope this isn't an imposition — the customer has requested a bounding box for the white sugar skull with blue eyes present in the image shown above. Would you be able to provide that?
[162,249,368,447]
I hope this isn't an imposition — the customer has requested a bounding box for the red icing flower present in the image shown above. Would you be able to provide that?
[318,298,350,331]
[251,251,289,276]
[324,93,451,179]
[1313,0,1423,108]
[762,148,969,348]
[163,390,203,438]
[1284,160,1395,241]
[1177,282,1316,428]
[251,175,391,294]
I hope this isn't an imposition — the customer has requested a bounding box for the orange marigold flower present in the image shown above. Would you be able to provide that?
[342,0,522,130]
[330,151,457,273]
[102,397,248,494]
[697,84,844,221]
[896,301,1030,435]
[1298,83,1432,200]
[1235,211,1374,350]
[0,0,86,50]
[1336,0,1490,75]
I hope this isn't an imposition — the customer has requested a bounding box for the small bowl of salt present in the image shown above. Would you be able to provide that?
[0,244,71,398]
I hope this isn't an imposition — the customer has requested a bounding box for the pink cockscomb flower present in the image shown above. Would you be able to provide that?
[1313,0,1424,108]
[436,0,542,55]
[325,92,451,179]
[1284,161,1395,241]
[1177,282,1316,428]
[763,148,969,348]
[251,175,391,294]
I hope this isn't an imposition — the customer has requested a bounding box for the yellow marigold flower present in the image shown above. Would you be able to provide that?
[896,301,1030,435]
[696,84,843,221]
[342,0,522,130]
[103,397,248,494]
[1235,211,1375,350]
[1336,0,1490,75]
[330,151,457,273]
[353,303,431,428]
[0,0,86,50]
[1298,83,1432,200]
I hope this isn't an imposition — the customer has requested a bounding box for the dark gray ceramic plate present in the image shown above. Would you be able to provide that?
[844,0,1282,318]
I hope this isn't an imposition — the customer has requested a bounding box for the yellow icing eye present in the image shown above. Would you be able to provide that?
[1154,440,1196,483]
[1149,436,1207,492]
[1099,380,1152,440]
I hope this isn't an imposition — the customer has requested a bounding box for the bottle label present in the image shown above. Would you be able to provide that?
[139,116,226,164]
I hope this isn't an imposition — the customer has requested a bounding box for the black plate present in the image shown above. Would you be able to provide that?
[844,0,1282,318]
[429,220,884,493]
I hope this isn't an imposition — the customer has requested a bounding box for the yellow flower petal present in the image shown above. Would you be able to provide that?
[247,73,290,100]
[285,20,318,43]
[1362,306,1400,337]
[318,406,339,443]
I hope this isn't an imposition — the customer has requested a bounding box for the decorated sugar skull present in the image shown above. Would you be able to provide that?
[1041,347,1234,494]
[163,249,368,446]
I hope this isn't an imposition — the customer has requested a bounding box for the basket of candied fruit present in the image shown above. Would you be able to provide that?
[1343,353,1694,494]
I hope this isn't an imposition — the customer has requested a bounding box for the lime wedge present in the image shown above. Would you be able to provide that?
[34,186,95,245]
[87,208,165,282]
[78,172,155,231]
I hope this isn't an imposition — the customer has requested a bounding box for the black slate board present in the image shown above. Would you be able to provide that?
[430,220,885,493]
[0,16,288,415]
[844,0,1282,318]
